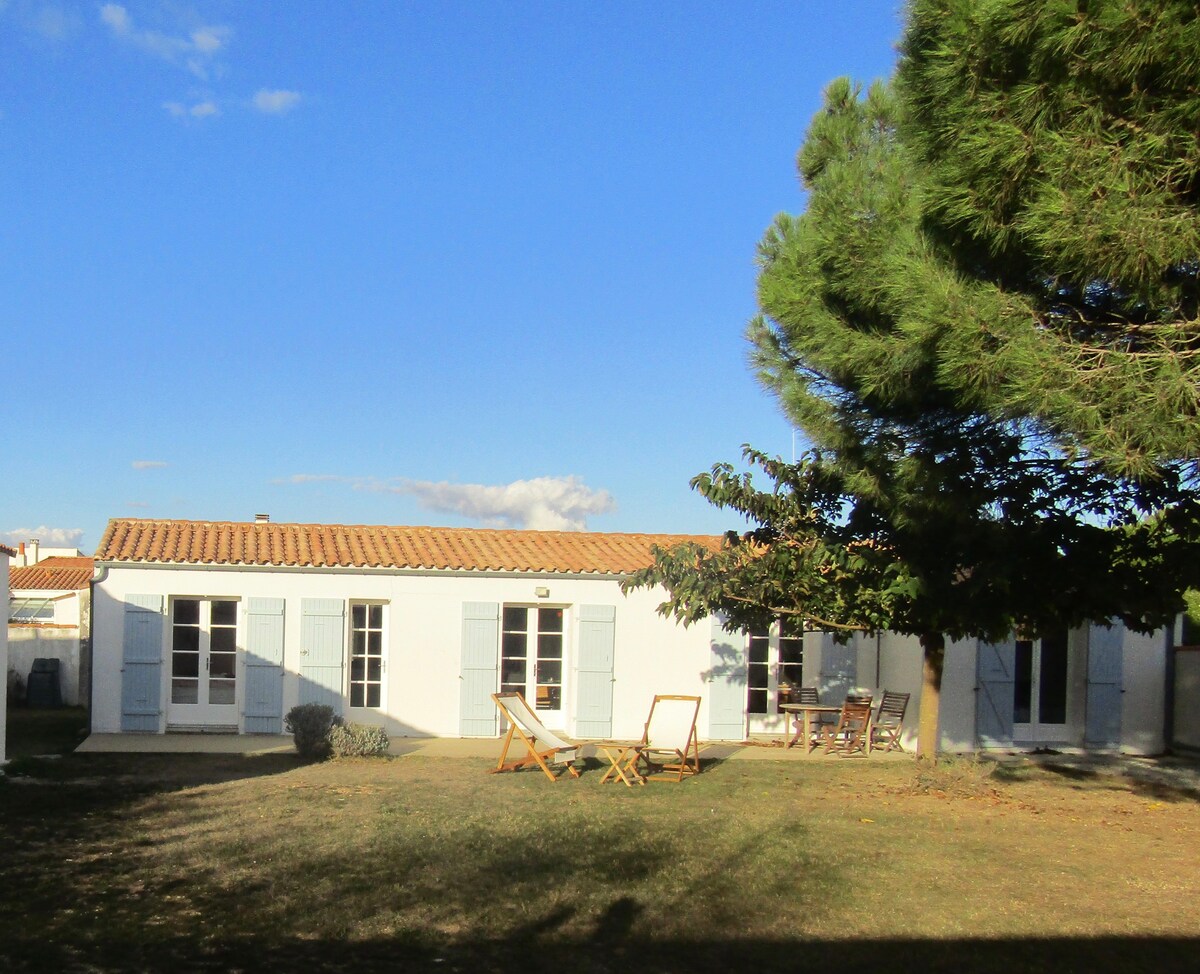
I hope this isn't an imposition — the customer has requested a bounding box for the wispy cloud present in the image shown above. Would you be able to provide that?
[2,525,86,549]
[99,4,230,80]
[253,89,301,114]
[272,473,353,485]
[132,459,168,470]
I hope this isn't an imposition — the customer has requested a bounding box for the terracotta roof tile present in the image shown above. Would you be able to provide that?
[93,518,719,575]
[10,556,95,591]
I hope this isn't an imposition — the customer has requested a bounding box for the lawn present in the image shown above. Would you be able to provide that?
[2,718,1198,973]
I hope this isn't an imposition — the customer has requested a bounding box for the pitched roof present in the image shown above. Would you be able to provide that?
[94,518,719,575]
[9,556,95,591]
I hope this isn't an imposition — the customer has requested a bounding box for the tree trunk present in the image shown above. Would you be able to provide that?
[916,631,946,762]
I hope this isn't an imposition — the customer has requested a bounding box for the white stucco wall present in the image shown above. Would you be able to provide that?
[1,548,9,763]
[91,564,716,739]
[1120,627,1168,755]
[7,588,84,706]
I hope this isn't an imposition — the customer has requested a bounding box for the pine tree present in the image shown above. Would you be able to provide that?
[629,1,1200,758]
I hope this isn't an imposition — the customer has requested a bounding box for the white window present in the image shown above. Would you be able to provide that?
[171,598,238,707]
[9,596,56,622]
[349,603,385,708]
[747,620,805,715]
[500,605,564,718]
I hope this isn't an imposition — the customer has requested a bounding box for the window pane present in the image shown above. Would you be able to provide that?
[172,678,198,704]
[748,688,768,714]
[173,599,199,625]
[502,632,526,659]
[350,657,365,682]
[748,662,769,689]
[173,652,199,678]
[537,633,563,660]
[539,607,563,633]
[368,631,382,656]
[173,627,200,654]
[749,635,769,665]
[209,680,235,705]
[779,638,804,665]
[1039,631,1069,725]
[368,659,382,682]
[350,684,364,708]
[352,630,366,657]
[537,685,561,710]
[210,653,236,679]
[503,606,527,631]
[352,604,366,628]
[501,659,527,684]
[211,600,237,626]
[1014,640,1033,724]
[368,604,383,629]
[210,627,236,653]
[367,685,381,708]
[536,659,562,685]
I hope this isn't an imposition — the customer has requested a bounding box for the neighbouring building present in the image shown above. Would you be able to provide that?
[8,545,94,707]
[89,517,1174,754]
[1,543,14,763]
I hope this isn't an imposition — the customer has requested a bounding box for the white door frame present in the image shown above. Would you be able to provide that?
[167,597,240,728]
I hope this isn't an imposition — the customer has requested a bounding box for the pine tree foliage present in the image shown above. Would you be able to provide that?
[627,1,1200,756]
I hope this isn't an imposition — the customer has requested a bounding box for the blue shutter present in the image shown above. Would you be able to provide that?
[976,638,1016,747]
[574,604,615,738]
[300,599,345,714]
[121,595,163,732]
[460,602,500,736]
[707,615,746,740]
[244,598,286,733]
[1085,622,1124,748]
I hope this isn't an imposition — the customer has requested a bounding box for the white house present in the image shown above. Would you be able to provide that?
[89,517,1172,754]
[8,552,94,707]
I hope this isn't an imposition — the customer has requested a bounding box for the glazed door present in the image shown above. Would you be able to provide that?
[168,598,239,727]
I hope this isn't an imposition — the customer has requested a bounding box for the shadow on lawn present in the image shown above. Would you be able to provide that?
[2,927,1197,974]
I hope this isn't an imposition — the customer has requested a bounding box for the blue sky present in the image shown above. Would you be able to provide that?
[2,1,904,552]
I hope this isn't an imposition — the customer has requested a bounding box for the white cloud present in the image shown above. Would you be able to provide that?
[273,473,352,485]
[253,88,301,114]
[190,100,218,118]
[2,525,86,548]
[99,4,230,80]
[132,459,168,470]
[384,476,617,531]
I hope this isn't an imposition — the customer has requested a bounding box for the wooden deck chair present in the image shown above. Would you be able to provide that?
[795,686,836,747]
[491,692,581,782]
[871,690,910,752]
[632,694,702,782]
[819,700,874,756]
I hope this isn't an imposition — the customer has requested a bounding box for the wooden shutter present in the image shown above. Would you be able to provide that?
[706,616,747,740]
[121,595,163,732]
[460,602,500,737]
[574,604,615,738]
[976,638,1016,748]
[244,598,286,733]
[1085,622,1124,748]
[300,599,345,714]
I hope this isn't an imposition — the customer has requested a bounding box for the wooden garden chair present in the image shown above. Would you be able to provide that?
[632,694,702,782]
[490,692,581,782]
[818,699,874,756]
[871,690,910,752]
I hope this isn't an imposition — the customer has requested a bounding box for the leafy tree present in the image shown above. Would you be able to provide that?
[628,1,1200,757]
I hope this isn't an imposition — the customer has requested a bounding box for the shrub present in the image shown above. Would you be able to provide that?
[284,703,339,761]
[328,722,391,758]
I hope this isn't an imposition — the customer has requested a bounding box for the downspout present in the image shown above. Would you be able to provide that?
[87,562,111,736]
[1163,618,1177,754]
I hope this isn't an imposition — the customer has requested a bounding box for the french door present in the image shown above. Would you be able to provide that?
[499,605,565,726]
[1013,630,1069,741]
[169,597,239,726]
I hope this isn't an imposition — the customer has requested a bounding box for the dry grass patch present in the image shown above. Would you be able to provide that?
[1,749,1198,972]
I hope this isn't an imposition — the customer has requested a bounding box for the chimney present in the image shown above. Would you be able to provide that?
[17,541,26,568]
[255,514,270,523]
[28,538,40,566]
